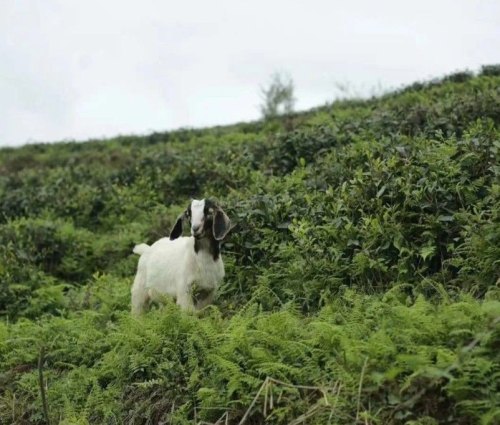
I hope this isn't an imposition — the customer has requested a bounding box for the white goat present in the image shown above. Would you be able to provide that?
[131,199,231,314]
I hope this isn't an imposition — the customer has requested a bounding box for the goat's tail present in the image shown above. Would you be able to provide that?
[133,243,150,256]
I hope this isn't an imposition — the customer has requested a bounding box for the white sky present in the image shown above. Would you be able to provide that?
[0,0,499,146]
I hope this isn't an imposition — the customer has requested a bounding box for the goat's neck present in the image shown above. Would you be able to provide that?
[194,236,220,261]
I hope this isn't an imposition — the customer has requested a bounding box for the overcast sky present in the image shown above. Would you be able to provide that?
[1,0,499,146]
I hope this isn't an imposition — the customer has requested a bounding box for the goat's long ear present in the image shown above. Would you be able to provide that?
[169,214,184,240]
[213,208,231,241]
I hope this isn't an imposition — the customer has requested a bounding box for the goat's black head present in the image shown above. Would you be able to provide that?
[170,199,231,241]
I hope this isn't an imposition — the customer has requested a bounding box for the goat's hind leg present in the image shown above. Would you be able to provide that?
[131,269,149,315]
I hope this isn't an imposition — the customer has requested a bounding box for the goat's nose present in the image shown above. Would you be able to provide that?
[192,224,201,233]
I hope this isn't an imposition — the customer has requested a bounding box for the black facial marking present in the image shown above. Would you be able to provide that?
[203,199,215,212]
[197,199,214,234]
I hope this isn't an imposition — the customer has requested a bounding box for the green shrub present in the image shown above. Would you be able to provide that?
[480,64,500,77]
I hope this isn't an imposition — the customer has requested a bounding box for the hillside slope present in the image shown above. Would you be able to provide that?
[0,67,499,424]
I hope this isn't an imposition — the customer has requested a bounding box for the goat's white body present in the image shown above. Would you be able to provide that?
[131,236,224,314]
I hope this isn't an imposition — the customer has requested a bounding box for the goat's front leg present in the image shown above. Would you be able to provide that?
[176,284,196,312]
[195,289,215,310]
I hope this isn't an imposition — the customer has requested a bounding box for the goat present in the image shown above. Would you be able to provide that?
[131,199,231,314]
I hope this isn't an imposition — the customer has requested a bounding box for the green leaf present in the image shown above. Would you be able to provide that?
[420,245,436,260]
[437,215,454,222]
[376,185,387,198]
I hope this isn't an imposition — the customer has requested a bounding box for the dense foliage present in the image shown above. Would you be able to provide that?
[1,66,499,424]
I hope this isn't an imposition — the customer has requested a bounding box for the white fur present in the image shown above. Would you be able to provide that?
[131,236,224,314]
[132,243,150,255]
[190,199,205,235]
